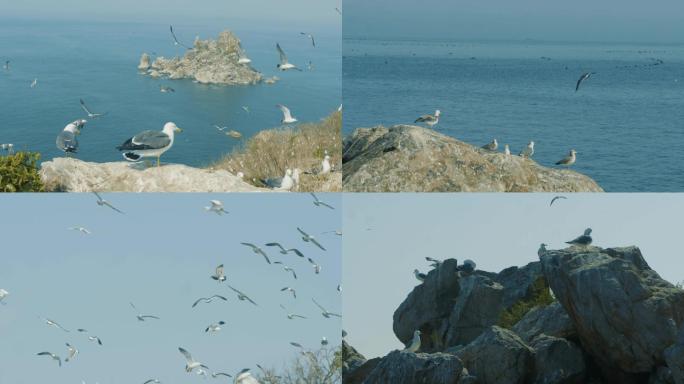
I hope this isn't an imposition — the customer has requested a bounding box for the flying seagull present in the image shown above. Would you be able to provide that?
[159,85,175,93]
[143,379,161,384]
[211,372,233,378]
[79,99,107,119]
[550,196,567,206]
[228,285,258,306]
[87,336,103,346]
[0,288,8,304]
[117,122,182,166]
[56,119,87,155]
[300,32,316,48]
[414,110,440,128]
[30,78,38,88]
[192,295,228,308]
[519,141,535,158]
[566,228,593,247]
[42,317,70,332]
[482,139,498,151]
[290,342,303,349]
[205,321,226,333]
[307,258,321,274]
[414,269,427,282]
[576,72,595,92]
[273,262,297,279]
[93,192,124,214]
[404,330,421,353]
[280,305,307,320]
[130,302,160,321]
[37,352,62,367]
[277,104,298,124]
[3,60,8,70]
[556,149,577,167]
[237,41,251,64]
[265,242,304,257]
[276,43,301,71]
[281,287,297,299]
[65,343,78,362]
[235,369,259,384]
[312,298,341,318]
[205,200,228,215]
[297,227,326,251]
[170,25,191,49]
[211,264,226,282]
[178,347,209,373]
[310,193,334,209]
[241,243,272,264]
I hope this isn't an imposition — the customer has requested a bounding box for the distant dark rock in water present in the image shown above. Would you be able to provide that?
[344,246,684,384]
[139,30,264,85]
[342,125,604,192]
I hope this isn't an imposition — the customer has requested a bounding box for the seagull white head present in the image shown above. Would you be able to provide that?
[529,141,535,148]
[435,110,441,117]
[570,149,577,155]
[163,122,183,134]
[285,169,293,177]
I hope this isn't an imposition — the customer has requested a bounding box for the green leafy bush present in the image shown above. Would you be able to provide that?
[498,276,554,329]
[0,152,45,192]
[257,345,342,384]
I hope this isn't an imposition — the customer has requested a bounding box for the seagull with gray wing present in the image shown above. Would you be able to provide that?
[130,302,160,321]
[312,298,341,318]
[178,347,209,373]
[228,285,258,306]
[265,242,304,257]
[300,32,316,47]
[414,269,427,282]
[205,321,226,333]
[403,330,421,353]
[566,228,592,247]
[170,25,191,49]
[41,317,70,332]
[307,258,321,274]
[576,72,595,92]
[37,352,62,367]
[205,200,228,215]
[519,141,534,158]
[281,287,297,299]
[235,368,260,384]
[297,227,326,251]
[211,264,226,282]
[80,99,107,119]
[274,262,298,279]
[276,43,301,71]
[241,243,271,264]
[93,192,124,214]
[65,343,78,362]
[310,193,334,209]
[280,304,307,320]
[56,119,87,155]
[117,122,182,166]
[191,295,228,308]
[550,195,567,206]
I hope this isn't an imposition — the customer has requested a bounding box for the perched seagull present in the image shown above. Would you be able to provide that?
[460,259,477,274]
[538,243,548,257]
[312,298,341,318]
[159,85,175,93]
[550,195,568,206]
[237,41,252,64]
[69,226,91,235]
[241,243,271,264]
[93,192,124,214]
[482,139,498,151]
[117,122,182,166]
[37,352,62,367]
[265,242,304,257]
[1,143,14,154]
[65,343,78,362]
[300,32,316,48]
[262,169,297,191]
[310,193,334,209]
[30,78,38,88]
[0,288,9,304]
[519,141,535,158]
[575,72,595,92]
[129,302,160,321]
[297,227,326,251]
[277,104,298,124]
[566,228,593,247]
[274,262,298,279]
[321,155,332,174]
[170,25,191,49]
[79,99,107,119]
[276,43,301,71]
[556,149,577,167]
[205,321,226,333]
[280,305,307,320]
[211,264,227,282]
[281,287,297,299]
[3,60,9,70]
[321,337,329,346]
[227,285,258,306]
[414,110,441,128]
[425,257,442,268]
[56,119,87,155]
[205,200,228,215]
[414,269,427,282]
[235,369,260,384]
[504,144,511,155]
[178,347,209,373]
[404,330,421,353]
[307,258,321,274]
[191,295,228,308]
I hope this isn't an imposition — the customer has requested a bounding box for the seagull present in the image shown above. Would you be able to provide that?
[575,72,595,92]
[37,352,62,367]
[556,149,577,167]
[312,298,341,318]
[93,192,124,214]
[178,347,209,373]
[321,155,332,174]
[130,302,160,321]
[160,85,175,93]
[290,342,303,348]
[237,41,252,64]
[170,25,191,49]
[65,343,78,362]
[300,32,316,48]
[482,139,498,151]
[414,269,427,282]
[30,78,38,88]
[205,321,226,333]
[214,125,229,132]
[425,257,442,268]
[241,106,250,113]
[69,226,91,235]
[504,144,511,155]
[241,243,271,264]
[321,337,328,346]
[235,369,260,384]
[211,264,226,282]
[227,285,258,306]
[274,262,298,279]
[79,99,107,119]
[277,104,298,124]
[310,193,334,209]
[414,110,440,128]
[143,379,161,384]
[550,195,567,206]
[211,372,232,378]
[519,141,534,158]
[566,228,593,247]
[280,305,306,319]
[3,60,8,70]
[404,330,421,353]
[276,43,301,71]
[297,227,326,251]
[41,317,70,332]
[281,287,297,299]
[56,119,87,155]
[265,242,304,257]
[117,122,182,166]
[538,243,548,257]
[1,143,14,154]
[87,336,103,346]
[307,258,321,274]
[205,200,228,215]
[261,169,299,191]
[0,288,9,304]
[460,259,477,274]
[191,295,228,308]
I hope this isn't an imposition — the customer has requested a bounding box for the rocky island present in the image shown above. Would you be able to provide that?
[138,30,266,85]
[344,246,684,384]
[343,125,603,192]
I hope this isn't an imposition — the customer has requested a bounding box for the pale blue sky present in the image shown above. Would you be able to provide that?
[343,194,684,358]
[344,0,684,43]
[0,193,341,383]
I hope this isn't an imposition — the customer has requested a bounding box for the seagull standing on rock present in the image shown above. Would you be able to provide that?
[404,330,421,353]
[566,228,592,247]
[117,122,182,166]
[414,269,427,282]
[556,149,577,167]
[56,119,87,155]
[519,141,534,158]
[538,243,548,257]
[482,139,498,151]
[504,144,511,155]
[414,110,440,128]
[262,169,297,191]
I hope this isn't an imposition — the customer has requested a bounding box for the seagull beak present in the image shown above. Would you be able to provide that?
[175,127,183,133]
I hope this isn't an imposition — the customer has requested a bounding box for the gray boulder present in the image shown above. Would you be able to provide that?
[342,340,367,376]
[512,301,576,343]
[529,334,586,384]
[363,350,464,384]
[665,327,684,384]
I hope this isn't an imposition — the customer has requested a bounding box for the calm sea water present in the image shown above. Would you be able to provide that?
[0,19,340,167]
[343,39,684,192]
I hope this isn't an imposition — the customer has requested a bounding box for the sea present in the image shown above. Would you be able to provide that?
[343,38,684,192]
[0,19,341,167]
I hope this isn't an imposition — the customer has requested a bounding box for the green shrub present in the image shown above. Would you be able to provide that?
[498,276,554,329]
[0,152,45,192]
[257,345,342,384]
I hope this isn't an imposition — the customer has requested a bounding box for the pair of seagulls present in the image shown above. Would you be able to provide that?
[538,228,593,256]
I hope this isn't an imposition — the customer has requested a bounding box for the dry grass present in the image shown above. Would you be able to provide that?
[212,111,342,192]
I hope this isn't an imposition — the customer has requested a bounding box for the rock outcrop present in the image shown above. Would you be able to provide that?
[40,158,265,192]
[529,334,586,384]
[512,301,576,343]
[343,125,604,192]
[140,30,263,85]
[138,53,151,71]
[362,350,466,384]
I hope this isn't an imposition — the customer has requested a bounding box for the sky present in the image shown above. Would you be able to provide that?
[343,193,684,358]
[0,193,341,383]
[344,0,684,43]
